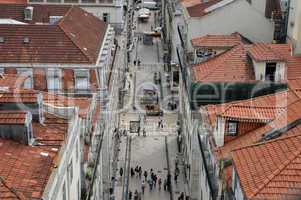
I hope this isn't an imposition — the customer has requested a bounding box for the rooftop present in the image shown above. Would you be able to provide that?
[0,113,68,199]
[0,4,107,64]
[180,0,222,17]
[232,127,301,199]
[192,43,292,82]
[191,33,243,48]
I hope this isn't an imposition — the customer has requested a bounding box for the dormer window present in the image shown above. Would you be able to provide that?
[265,62,276,81]
[227,121,238,136]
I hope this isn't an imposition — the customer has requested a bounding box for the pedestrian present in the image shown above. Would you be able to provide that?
[131,168,135,177]
[158,120,161,128]
[178,192,184,200]
[153,174,158,188]
[143,128,146,137]
[174,173,178,184]
[150,168,153,173]
[185,196,190,200]
[138,168,142,179]
[141,180,146,194]
[144,170,148,181]
[158,178,162,190]
[119,167,123,177]
[163,179,167,191]
[129,191,132,200]
[138,60,141,66]
[161,120,164,128]
[135,166,139,173]
[148,178,153,191]
[134,190,139,200]
[137,126,140,136]
[175,166,180,176]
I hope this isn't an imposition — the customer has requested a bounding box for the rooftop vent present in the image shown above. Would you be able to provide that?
[24,6,33,21]
[0,36,4,43]
[23,37,30,44]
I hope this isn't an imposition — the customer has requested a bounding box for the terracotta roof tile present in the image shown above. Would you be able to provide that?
[0,5,107,64]
[204,89,300,159]
[191,33,243,48]
[0,89,39,103]
[181,0,222,17]
[0,113,68,199]
[193,43,292,82]
[0,0,26,4]
[287,56,301,80]
[247,43,287,62]
[221,105,285,123]
[232,127,301,199]
[0,111,27,124]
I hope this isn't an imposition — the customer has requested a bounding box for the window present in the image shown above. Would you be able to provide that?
[0,68,4,74]
[265,63,277,81]
[227,121,238,136]
[82,0,96,3]
[75,70,90,90]
[68,159,73,184]
[47,0,61,2]
[47,69,61,90]
[17,68,33,89]
[64,0,79,2]
[103,13,110,23]
[62,182,67,200]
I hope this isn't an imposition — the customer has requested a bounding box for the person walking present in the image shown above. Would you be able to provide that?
[119,167,123,177]
[131,168,135,177]
[141,180,146,194]
[148,178,153,191]
[143,128,146,137]
[163,179,167,191]
[178,192,184,200]
[144,170,148,181]
[174,173,178,184]
[158,178,162,190]
[138,168,142,179]
[129,191,132,200]
[153,174,158,188]
[134,190,139,200]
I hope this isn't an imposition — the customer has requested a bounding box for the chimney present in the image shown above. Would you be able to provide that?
[0,111,34,145]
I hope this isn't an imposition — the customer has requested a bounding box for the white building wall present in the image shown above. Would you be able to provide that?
[215,117,225,147]
[253,61,286,82]
[187,0,274,50]
[287,0,301,55]
[233,168,245,200]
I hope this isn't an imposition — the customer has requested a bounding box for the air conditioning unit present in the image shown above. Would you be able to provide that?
[24,6,33,21]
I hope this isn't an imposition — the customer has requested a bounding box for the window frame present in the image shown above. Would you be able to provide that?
[227,120,238,136]
[47,68,62,91]
[74,69,90,91]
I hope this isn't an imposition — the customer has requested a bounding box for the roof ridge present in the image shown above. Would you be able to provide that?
[248,136,301,198]
[58,6,93,63]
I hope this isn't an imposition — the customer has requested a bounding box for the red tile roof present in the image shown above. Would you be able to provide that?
[193,44,255,82]
[0,111,27,124]
[192,43,292,82]
[221,105,285,123]
[287,56,301,80]
[0,89,39,103]
[204,88,301,158]
[191,33,243,48]
[232,127,301,199]
[247,43,287,62]
[0,5,107,64]
[0,0,26,4]
[0,113,68,199]
[181,0,222,17]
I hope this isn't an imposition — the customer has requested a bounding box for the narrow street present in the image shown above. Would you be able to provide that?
[113,1,185,200]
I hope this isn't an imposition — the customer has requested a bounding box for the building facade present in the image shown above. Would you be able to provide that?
[287,0,301,55]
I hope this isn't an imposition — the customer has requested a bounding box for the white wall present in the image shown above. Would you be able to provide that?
[253,61,286,82]
[287,0,301,55]
[187,0,274,50]
[233,168,245,200]
[215,117,225,147]
[82,5,124,30]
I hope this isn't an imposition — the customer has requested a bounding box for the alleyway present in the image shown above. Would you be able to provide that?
[113,1,186,200]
